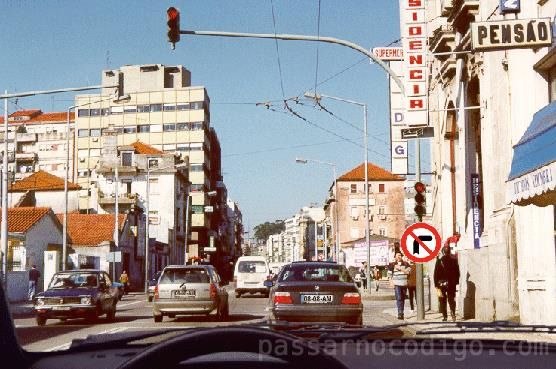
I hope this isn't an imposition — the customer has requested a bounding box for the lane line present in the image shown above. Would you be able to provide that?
[117,301,143,308]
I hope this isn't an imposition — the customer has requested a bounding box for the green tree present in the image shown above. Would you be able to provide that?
[254,221,285,242]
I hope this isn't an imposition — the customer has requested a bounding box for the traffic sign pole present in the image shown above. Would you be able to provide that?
[416,139,425,320]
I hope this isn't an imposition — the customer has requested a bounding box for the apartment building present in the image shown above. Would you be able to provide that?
[0,109,74,181]
[225,199,243,260]
[325,163,406,252]
[90,128,190,266]
[74,64,222,260]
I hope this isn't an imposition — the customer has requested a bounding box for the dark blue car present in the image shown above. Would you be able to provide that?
[33,269,119,326]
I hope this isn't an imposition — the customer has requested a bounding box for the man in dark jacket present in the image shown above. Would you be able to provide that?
[433,246,460,321]
[28,265,41,301]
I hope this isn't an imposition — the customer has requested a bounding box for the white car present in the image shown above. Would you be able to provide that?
[234,256,269,298]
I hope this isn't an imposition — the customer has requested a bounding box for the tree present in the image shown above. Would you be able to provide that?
[254,221,285,242]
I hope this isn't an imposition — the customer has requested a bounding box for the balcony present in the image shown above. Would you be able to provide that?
[15,152,37,161]
[16,133,37,143]
[98,192,139,205]
[447,0,480,31]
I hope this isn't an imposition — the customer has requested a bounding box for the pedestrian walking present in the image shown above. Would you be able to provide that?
[28,265,41,301]
[373,266,381,292]
[433,245,460,321]
[360,262,368,290]
[388,252,410,319]
[119,270,129,294]
[407,262,417,311]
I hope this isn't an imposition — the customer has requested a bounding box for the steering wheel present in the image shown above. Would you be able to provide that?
[117,326,347,369]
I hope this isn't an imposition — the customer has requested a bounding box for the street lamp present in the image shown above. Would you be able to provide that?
[295,157,339,263]
[144,161,188,293]
[303,92,370,293]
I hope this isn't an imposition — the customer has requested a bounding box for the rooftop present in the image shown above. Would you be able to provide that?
[55,213,126,246]
[9,171,81,192]
[338,163,404,182]
[1,207,53,233]
[129,141,163,155]
[0,109,74,125]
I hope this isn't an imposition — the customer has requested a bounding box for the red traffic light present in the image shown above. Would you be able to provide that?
[414,181,426,193]
[167,7,181,49]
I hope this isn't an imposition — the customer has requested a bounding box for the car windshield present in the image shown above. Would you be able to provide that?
[159,269,211,284]
[49,273,98,289]
[238,261,266,273]
[279,265,353,283]
[3,0,556,359]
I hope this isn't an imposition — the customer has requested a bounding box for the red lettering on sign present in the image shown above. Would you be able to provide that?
[410,99,424,109]
[412,11,419,21]
[412,84,422,94]
[409,54,424,66]
[409,26,423,36]
[408,0,422,7]
[409,69,423,80]
[408,40,423,51]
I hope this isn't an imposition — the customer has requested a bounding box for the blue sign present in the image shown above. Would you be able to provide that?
[471,174,481,249]
[500,0,520,14]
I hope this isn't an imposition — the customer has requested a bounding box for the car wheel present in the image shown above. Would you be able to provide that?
[148,296,153,302]
[235,292,241,298]
[36,315,47,326]
[154,314,163,323]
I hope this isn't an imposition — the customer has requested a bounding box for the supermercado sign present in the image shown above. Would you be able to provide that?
[507,161,556,205]
[399,0,428,127]
[471,18,553,51]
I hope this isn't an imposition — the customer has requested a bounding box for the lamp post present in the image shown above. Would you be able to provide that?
[295,157,339,262]
[143,161,188,293]
[303,92,370,293]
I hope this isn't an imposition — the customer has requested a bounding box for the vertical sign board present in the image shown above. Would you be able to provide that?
[400,0,428,127]
[500,0,520,14]
[389,59,409,175]
[471,174,481,249]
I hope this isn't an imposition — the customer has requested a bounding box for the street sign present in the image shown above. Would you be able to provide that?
[401,126,434,139]
[204,247,217,252]
[372,47,404,61]
[400,223,441,263]
[106,251,122,263]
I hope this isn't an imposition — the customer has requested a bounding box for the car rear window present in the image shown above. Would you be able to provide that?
[238,261,266,273]
[159,268,211,284]
[278,265,354,283]
[49,272,99,288]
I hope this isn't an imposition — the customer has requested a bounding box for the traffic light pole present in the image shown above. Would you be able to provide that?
[415,139,425,321]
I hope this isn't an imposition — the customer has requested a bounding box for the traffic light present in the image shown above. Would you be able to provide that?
[167,7,181,49]
[414,181,426,220]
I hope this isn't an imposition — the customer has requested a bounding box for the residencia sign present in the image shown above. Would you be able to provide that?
[471,18,552,51]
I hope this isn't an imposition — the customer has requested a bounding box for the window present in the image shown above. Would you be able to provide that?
[190,164,204,172]
[124,106,137,113]
[137,104,150,113]
[191,101,204,110]
[90,129,101,137]
[378,206,385,215]
[78,129,89,137]
[163,144,176,151]
[150,104,163,112]
[350,207,359,219]
[190,143,203,151]
[123,126,137,134]
[177,122,189,131]
[350,184,357,193]
[379,228,387,237]
[121,152,133,166]
[148,158,159,168]
[176,144,189,151]
[177,103,191,111]
[191,122,203,130]
[77,109,90,117]
[163,123,176,132]
[279,265,352,283]
[137,124,150,133]
[379,183,385,193]
[163,104,176,112]
[89,108,101,116]
[111,106,123,115]
[101,108,110,116]
[238,261,266,273]
[191,184,204,192]
[150,124,163,133]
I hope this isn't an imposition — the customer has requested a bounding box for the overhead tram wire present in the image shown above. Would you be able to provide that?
[270,0,286,99]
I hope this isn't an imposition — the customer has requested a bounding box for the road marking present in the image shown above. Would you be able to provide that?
[118,301,143,308]
[46,342,71,352]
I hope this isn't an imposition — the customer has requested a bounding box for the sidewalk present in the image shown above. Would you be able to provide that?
[359,280,395,300]
[8,301,34,318]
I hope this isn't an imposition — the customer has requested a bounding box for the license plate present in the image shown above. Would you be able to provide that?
[301,294,333,304]
[53,306,70,311]
[174,289,196,298]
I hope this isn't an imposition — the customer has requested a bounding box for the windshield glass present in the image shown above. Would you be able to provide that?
[238,261,266,273]
[279,265,353,283]
[48,273,99,289]
[3,0,555,358]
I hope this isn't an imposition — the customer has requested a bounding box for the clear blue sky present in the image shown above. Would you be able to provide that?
[1,0,428,232]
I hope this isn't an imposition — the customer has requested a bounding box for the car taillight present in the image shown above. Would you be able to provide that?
[341,292,361,305]
[154,285,159,300]
[273,292,292,304]
[210,283,217,299]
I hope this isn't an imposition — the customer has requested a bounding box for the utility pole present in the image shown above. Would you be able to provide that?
[1,92,8,289]
[415,139,425,320]
[114,164,119,282]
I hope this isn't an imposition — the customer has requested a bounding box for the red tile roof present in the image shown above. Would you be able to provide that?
[55,213,126,246]
[338,163,404,182]
[0,110,74,125]
[131,141,163,155]
[0,207,52,233]
[9,171,81,192]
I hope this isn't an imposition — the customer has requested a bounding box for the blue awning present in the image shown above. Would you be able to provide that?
[507,101,556,206]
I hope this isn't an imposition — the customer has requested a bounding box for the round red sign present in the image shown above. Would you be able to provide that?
[400,222,442,263]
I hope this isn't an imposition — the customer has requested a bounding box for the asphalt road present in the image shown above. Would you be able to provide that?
[14,288,400,352]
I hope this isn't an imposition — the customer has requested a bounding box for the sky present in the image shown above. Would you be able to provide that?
[0,0,429,233]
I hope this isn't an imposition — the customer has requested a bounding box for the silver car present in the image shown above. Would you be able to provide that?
[152,265,229,322]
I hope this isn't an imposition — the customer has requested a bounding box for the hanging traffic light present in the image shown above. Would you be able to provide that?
[167,7,181,49]
[414,181,426,220]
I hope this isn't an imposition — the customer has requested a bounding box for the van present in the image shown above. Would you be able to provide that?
[234,256,269,298]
